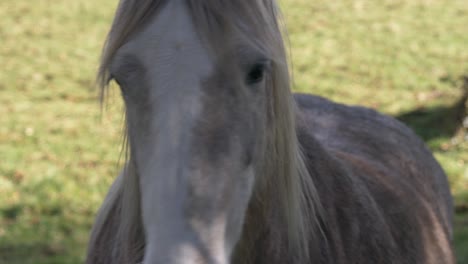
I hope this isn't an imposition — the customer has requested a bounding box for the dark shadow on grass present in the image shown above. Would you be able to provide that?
[395,76,468,142]
[454,190,468,262]
[0,242,65,264]
[455,191,468,214]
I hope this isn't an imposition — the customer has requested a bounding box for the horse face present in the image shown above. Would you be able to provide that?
[110,1,269,263]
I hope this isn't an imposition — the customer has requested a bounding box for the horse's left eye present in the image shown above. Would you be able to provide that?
[246,60,270,85]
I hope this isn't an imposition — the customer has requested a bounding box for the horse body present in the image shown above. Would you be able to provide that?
[230,94,454,264]
[297,94,453,263]
[86,1,454,263]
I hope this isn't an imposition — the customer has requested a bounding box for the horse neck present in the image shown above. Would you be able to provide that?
[231,188,292,264]
[232,121,370,264]
[294,121,384,263]
[232,140,324,263]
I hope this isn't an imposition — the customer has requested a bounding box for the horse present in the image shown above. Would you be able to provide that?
[86,0,455,263]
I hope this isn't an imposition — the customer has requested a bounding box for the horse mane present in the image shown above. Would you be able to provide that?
[88,0,322,263]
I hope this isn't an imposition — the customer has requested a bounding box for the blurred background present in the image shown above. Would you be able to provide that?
[0,0,467,263]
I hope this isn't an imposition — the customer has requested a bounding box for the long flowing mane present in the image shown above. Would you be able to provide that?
[88,0,322,263]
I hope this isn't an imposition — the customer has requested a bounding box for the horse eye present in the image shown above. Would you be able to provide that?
[246,61,269,85]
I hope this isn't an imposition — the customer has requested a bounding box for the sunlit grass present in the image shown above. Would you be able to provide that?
[1,0,467,263]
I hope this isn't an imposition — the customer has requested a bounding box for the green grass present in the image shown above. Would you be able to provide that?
[1,0,467,263]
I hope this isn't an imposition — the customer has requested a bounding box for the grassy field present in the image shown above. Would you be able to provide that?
[0,0,467,263]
